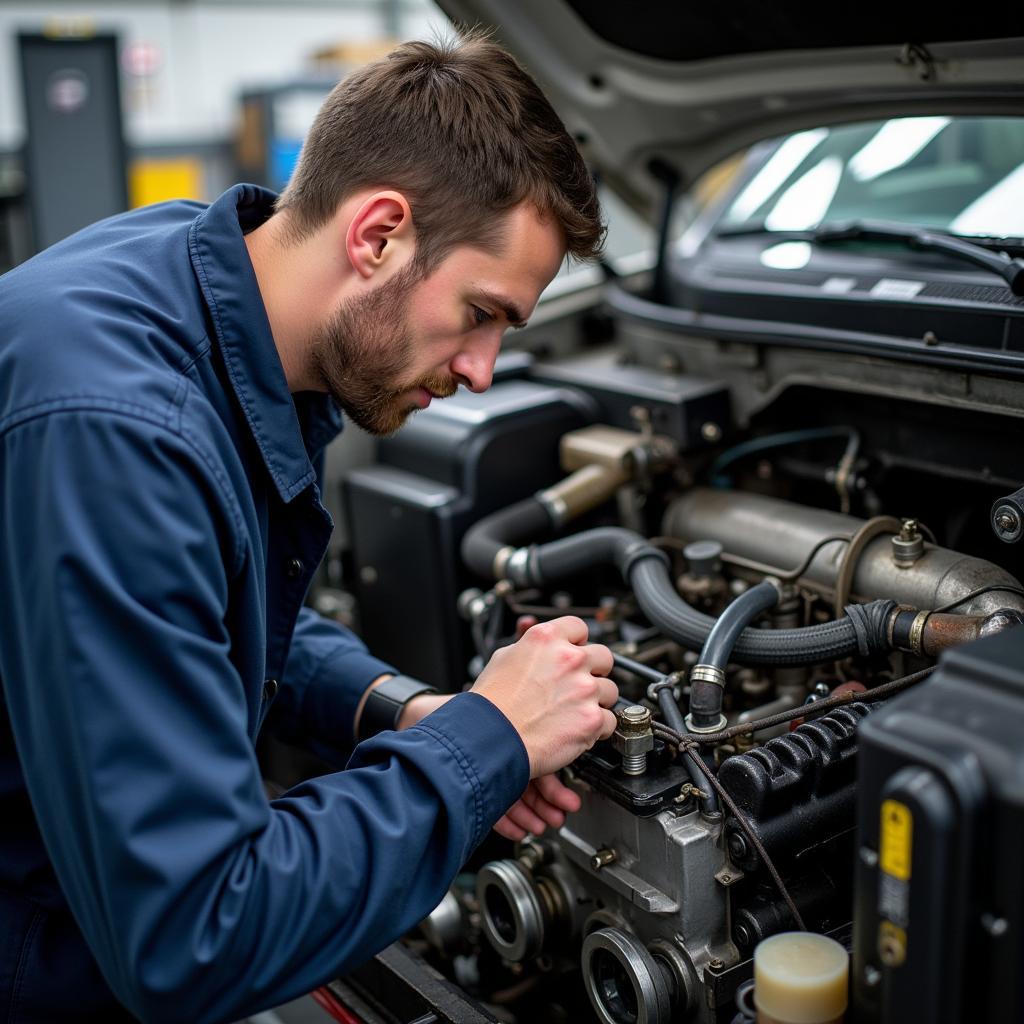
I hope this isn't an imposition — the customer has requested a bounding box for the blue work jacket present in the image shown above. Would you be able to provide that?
[0,185,529,1023]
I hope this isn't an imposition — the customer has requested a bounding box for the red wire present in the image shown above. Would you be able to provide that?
[311,985,364,1024]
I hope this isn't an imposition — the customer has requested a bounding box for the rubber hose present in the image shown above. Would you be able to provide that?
[628,558,869,665]
[461,497,554,580]
[699,581,781,670]
[656,687,719,814]
[528,529,877,666]
[691,581,781,730]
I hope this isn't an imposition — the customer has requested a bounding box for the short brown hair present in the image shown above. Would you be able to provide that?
[276,31,604,271]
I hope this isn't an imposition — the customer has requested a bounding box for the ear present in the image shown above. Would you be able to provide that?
[345,191,414,280]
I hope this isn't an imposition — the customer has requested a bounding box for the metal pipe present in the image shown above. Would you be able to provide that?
[664,488,1024,616]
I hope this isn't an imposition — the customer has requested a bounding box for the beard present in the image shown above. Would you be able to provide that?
[309,264,458,436]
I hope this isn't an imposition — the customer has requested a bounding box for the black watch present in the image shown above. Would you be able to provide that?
[358,674,438,741]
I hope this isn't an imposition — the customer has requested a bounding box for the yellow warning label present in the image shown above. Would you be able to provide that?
[880,799,913,880]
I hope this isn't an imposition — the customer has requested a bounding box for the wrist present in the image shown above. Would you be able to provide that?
[397,692,452,730]
[356,673,439,741]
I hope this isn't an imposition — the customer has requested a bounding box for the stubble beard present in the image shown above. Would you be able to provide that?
[310,265,457,436]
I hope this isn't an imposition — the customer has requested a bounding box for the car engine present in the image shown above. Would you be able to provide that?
[332,282,1024,1022]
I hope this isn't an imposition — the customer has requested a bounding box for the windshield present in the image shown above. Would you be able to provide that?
[719,116,1024,240]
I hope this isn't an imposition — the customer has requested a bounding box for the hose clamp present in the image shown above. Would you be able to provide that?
[909,610,931,657]
[535,489,568,531]
[493,545,516,581]
[690,664,726,689]
[646,672,684,703]
[886,604,916,650]
[505,547,532,587]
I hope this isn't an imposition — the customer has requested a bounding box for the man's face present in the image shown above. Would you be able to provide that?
[309,202,566,435]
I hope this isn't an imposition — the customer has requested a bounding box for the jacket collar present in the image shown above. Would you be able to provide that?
[188,184,344,503]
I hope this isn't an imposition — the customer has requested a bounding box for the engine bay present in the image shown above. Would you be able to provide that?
[331,299,1024,1022]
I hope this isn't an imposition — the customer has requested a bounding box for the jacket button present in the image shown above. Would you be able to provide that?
[263,678,279,701]
[286,558,303,578]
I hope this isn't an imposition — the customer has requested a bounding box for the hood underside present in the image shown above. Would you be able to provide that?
[436,1,1024,218]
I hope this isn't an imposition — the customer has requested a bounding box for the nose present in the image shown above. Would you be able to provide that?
[450,332,501,394]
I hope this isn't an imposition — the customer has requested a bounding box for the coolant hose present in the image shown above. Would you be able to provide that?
[523,527,894,667]
[462,510,895,667]
[700,581,781,670]
[689,581,781,732]
[461,497,554,581]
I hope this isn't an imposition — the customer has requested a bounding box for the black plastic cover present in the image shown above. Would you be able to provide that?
[852,628,1024,1023]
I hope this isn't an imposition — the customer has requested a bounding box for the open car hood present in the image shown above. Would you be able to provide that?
[435,2,1024,217]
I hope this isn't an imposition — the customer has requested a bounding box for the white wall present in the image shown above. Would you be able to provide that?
[0,1,450,148]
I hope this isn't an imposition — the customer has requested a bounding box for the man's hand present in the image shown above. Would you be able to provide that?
[493,772,582,841]
[470,616,618,778]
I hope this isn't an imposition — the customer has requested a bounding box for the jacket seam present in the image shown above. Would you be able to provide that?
[417,723,484,845]
[0,403,246,575]
[7,906,44,1024]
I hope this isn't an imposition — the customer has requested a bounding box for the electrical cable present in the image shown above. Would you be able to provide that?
[311,986,364,1024]
[653,666,936,749]
[697,759,807,931]
[709,427,860,501]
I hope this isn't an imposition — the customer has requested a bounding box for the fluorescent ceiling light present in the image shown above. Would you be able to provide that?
[848,117,950,182]
[726,128,828,222]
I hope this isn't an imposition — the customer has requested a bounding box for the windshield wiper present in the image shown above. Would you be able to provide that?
[715,218,1024,296]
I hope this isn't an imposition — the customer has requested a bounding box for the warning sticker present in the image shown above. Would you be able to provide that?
[880,800,913,881]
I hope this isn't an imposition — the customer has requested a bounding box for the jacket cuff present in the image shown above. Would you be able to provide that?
[411,692,530,847]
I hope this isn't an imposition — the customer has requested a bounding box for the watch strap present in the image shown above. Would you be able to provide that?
[358,674,438,740]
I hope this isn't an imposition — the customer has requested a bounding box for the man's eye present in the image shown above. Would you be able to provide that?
[472,306,495,326]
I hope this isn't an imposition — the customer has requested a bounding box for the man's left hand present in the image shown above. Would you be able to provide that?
[493,773,581,841]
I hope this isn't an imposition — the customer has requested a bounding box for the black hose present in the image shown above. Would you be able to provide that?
[690,581,781,731]
[656,687,719,815]
[466,518,894,667]
[699,581,781,670]
[529,528,887,665]
[461,497,554,580]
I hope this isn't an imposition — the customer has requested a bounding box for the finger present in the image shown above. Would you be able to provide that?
[520,787,567,830]
[596,677,620,709]
[493,815,527,841]
[535,773,582,813]
[598,707,618,741]
[505,800,549,836]
[585,642,614,677]
[530,615,588,646]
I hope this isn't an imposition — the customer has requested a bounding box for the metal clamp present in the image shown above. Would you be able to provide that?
[689,664,726,688]
[908,610,931,657]
[645,672,684,703]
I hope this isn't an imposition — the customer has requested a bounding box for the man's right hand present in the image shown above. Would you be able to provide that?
[470,616,618,778]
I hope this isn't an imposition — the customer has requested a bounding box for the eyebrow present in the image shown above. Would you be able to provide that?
[476,289,528,329]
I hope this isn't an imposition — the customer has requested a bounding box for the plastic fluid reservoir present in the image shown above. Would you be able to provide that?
[754,932,848,1024]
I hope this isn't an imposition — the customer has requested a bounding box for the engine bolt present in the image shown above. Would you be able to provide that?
[615,705,654,776]
[996,510,1020,533]
[892,518,925,567]
[591,848,617,871]
[728,832,749,861]
[618,705,652,733]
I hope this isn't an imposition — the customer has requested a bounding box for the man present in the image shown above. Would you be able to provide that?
[0,34,616,1024]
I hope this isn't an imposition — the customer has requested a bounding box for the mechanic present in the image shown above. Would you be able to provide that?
[0,34,615,1023]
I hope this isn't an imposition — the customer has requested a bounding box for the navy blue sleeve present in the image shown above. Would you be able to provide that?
[274,606,397,759]
[0,408,529,1024]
